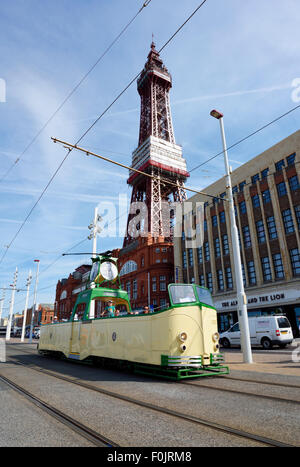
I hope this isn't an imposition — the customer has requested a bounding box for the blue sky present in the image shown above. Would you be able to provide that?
[1,0,300,315]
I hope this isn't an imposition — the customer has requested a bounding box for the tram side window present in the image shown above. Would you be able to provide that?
[73,303,86,321]
[196,286,214,307]
[169,285,197,304]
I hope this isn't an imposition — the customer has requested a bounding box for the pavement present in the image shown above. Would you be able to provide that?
[223,338,300,377]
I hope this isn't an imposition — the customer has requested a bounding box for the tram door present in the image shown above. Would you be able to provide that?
[69,303,85,358]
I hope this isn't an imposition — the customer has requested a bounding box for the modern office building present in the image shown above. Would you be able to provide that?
[174,130,300,336]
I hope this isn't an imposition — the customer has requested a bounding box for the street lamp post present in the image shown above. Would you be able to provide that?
[21,270,32,343]
[29,260,40,344]
[6,267,18,341]
[210,110,253,364]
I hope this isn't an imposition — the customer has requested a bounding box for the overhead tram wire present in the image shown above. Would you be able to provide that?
[0,0,153,185]
[75,0,209,146]
[189,102,300,174]
[0,1,209,268]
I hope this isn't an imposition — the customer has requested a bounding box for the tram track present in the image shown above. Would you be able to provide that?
[183,379,300,405]
[9,344,300,398]
[3,351,297,447]
[0,373,119,448]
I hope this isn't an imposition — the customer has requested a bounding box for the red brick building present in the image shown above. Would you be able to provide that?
[118,235,174,311]
[55,265,91,321]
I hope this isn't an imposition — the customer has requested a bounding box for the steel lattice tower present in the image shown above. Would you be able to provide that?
[123,42,189,247]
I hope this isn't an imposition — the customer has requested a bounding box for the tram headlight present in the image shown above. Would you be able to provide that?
[178,332,188,342]
[212,332,219,342]
[179,343,187,352]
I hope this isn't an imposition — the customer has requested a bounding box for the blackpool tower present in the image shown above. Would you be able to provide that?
[119,42,189,310]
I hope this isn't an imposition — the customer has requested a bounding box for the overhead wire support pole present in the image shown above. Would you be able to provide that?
[29,260,40,344]
[6,268,18,341]
[21,270,32,343]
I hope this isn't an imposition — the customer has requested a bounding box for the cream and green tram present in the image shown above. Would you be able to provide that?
[38,283,229,380]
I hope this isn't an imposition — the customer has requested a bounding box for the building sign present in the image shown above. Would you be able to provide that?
[214,288,300,312]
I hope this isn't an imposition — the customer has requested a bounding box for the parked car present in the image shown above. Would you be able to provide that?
[220,315,293,350]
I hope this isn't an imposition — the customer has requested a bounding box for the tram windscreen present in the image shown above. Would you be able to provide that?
[196,286,214,307]
[169,285,197,304]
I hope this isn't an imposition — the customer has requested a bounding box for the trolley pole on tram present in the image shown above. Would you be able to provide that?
[210,110,253,364]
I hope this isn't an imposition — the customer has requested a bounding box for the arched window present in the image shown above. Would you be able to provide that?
[60,290,67,300]
[120,260,137,277]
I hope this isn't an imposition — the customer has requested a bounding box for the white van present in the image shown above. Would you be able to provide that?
[220,315,293,350]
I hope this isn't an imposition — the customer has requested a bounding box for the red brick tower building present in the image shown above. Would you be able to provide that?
[119,42,189,310]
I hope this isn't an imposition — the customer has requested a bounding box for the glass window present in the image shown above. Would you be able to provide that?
[152,276,157,292]
[219,211,226,223]
[197,247,203,264]
[169,285,197,304]
[276,181,287,197]
[275,159,285,172]
[133,279,138,299]
[188,248,194,267]
[251,173,260,184]
[288,175,300,191]
[225,267,233,289]
[217,269,224,291]
[242,225,252,248]
[204,219,207,231]
[182,250,187,268]
[214,237,221,257]
[247,261,256,285]
[204,242,210,261]
[239,201,247,214]
[261,168,269,179]
[266,216,277,239]
[222,234,229,255]
[206,272,213,293]
[160,275,166,291]
[212,215,217,227]
[252,194,260,208]
[295,205,300,230]
[262,189,271,204]
[232,185,238,194]
[290,248,300,276]
[272,253,284,279]
[282,209,295,234]
[286,153,296,166]
[277,317,291,328]
[199,274,205,287]
[261,257,272,282]
[196,286,214,307]
[256,220,266,243]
